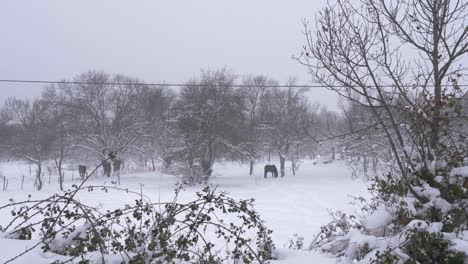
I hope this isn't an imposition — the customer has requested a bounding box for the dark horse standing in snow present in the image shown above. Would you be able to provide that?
[113,159,123,176]
[78,165,87,179]
[264,165,278,178]
[102,161,112,177]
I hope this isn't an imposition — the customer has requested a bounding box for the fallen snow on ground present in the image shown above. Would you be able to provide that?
[0,159,369,263]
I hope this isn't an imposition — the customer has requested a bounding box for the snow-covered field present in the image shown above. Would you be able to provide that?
[0,159,369,263]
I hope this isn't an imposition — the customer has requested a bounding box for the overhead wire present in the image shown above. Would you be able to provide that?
[0,79,467,89]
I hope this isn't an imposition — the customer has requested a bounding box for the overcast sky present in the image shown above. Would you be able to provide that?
[0,1,341,110]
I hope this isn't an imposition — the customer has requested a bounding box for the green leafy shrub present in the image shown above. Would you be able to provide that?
[0,185,275,263]
[370,248,399,264]
[404,231,465,264]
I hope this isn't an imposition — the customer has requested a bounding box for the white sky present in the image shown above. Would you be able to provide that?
[0,0,341,110]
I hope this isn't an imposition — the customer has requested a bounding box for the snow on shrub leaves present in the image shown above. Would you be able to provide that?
[0,184,275,263]
[308,175,468,264]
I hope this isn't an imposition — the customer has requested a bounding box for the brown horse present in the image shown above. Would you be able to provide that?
[78,165,87,179]
[102,161,112,177]
[113,159,123,176]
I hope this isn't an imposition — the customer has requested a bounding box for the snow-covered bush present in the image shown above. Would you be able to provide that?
[0,173,275,263]
[287,233,305,250]
[404,231,466,264]
[171,162,210,186]
[309,174,468,263]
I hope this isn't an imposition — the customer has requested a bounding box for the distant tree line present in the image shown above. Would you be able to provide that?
[0,69,346,188]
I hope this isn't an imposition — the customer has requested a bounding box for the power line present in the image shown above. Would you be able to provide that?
[0,79,316,88]
[0,79,467,88]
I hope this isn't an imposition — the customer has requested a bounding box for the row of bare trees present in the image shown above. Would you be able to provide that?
[0,69,343,188]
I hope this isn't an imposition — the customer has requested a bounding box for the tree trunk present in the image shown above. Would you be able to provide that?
[279,153,285,177]
[363,155,368,180]
[292,144,299,176]
[202,139,215,177]
[429,6,442,160]
[55,159,63,191]
[249,158,254,176]
[151,158,156,171]
[60,172,64,190]
[35,163,43,190]
[291,158,296,176]
[372,155,378,174]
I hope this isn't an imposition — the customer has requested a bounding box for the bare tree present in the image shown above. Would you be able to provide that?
[42,89,75,190]
[240,75,276,175]
[298,0,467,189]
[135,87,176,171]
[48,71,151,163]
[298,1,468,261]
[261,81,310,177]
[173,69,243,182]
[2,98,54,190]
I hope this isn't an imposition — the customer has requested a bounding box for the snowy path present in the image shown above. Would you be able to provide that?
[0,160,368,263]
